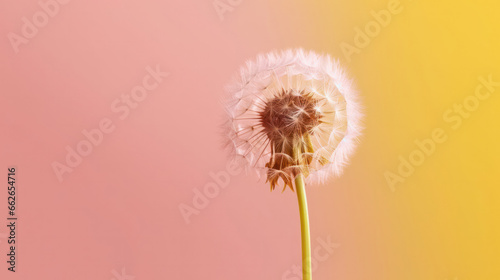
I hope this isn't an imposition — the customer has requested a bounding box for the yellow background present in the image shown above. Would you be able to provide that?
[287,0,500,279]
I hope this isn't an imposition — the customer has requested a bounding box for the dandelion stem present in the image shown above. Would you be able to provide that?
[295,172,312,280]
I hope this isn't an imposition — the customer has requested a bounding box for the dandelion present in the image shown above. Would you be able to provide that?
[223,49,363,280]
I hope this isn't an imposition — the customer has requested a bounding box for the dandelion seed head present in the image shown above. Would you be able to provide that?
[223,49,363,189]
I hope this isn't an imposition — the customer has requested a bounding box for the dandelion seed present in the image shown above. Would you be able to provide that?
[224,49,362,187]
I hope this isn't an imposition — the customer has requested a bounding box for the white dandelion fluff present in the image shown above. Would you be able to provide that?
[223,49,363,190]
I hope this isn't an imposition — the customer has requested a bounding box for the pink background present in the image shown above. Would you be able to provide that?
[1,0,499,280]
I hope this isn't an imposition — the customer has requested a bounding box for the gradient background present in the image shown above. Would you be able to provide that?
[1,0,499,279]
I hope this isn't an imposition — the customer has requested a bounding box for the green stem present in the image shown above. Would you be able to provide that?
[295,173,312,280]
